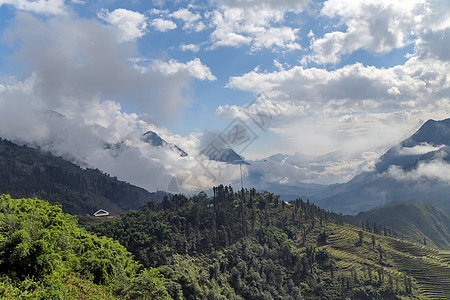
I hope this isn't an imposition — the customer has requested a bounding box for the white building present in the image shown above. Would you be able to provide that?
[93,209,110,217]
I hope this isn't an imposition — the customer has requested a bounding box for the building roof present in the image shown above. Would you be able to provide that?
[93,209,109,217]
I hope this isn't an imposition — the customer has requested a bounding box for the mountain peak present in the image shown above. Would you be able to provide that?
[208,148,250,165]
[402,118,450,147]
[317,117,450,215]
[143,131,165,147]
[142,131,187,157]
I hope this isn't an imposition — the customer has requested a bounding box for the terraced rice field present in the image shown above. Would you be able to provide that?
[327,225,450,300]
[385,238,450,300]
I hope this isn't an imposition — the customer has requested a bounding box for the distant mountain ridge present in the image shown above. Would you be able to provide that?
[0,138,166,215]
[375,119,450,173]
[112,130,249,165]
[207,147,250,165]
[142,131,188,157]
[316,118,450,215]
[345,199,450,250]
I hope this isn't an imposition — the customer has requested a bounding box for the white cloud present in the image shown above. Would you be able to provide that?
[150,18,176,32]
[0,0,66,14]
[1,12,211,129]
[147,1,305,51]
[251,26,301,51]
[416,27,450,61]
[398,143,445,156]
[170,8,201,22]
[208,2,303,51]
[210,27,251,48]
[180,43,200,52]
[386,157,450,184]
[150,58,217,81]
[0,12,234,193]
[215,0,308,14]
[222,51,450,182]
[227,58,450,111]
[211,4,301,51]
[248,152,374,186]
[148,8,169,15]
[97,8,148,42]
[170,8,206,32]
[307,0,426,64]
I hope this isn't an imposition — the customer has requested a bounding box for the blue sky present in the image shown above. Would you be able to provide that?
[0,0,449,193]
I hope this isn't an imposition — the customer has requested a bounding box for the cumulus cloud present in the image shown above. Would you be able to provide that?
[142,1,306,51]
[416,18,450,61]
[179,43,200,52]
[222,51,450,182]
[97,8,148,42]
[214,0,308,14]
[304,0,450,65]
[227,59,450,112]
[4,12,217,118]
[306,0,426,64]
[0,12,224,193]
[150,58,216,81]
[150,18,177,32]
[386,157,450,184]
[170,8,206,32]
[0,0,66,15]
[216,1,450,185]
[208,3,302,51]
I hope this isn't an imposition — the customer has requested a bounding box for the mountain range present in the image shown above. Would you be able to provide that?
[315,118,450,215]
[0,138,166,215]
[1,117,449,219]
[108,130,249,164]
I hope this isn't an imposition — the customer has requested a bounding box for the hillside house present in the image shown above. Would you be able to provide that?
[93,209,109,217]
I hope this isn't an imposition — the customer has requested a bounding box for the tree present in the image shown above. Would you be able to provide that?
[358,230,364,246]
[378,244,383,262]
[0,195,153,298]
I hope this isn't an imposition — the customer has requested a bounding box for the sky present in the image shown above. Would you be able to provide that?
[0,0,449,194]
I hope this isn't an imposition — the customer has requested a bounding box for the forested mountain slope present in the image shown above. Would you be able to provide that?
[0,138,165,215]
[346,199,450,250]
[87,186,450,299]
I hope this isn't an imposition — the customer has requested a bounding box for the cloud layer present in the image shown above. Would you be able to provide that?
[1,0,449,193]
[0,12,224,193]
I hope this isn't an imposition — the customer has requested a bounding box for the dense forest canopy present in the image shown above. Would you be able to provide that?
[0,195,168,299]
[87,186,436,299]
[0,138,165,215]
[1,185,449,299]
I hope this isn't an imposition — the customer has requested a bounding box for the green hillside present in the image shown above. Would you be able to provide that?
[2,190,449,299]
[0,138,165,215]
[0,195,169,299]
[346,199,450,250]
[86,186,450,299]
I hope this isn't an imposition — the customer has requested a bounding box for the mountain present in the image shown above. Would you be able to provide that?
[374,118,450,173]
[86,186,450,299]
[208,147,250,165]
[345,199,450,250]
[316,118,450,215]
[142,131,251,165]
[142,131,188,157]
[0,138,166,215]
